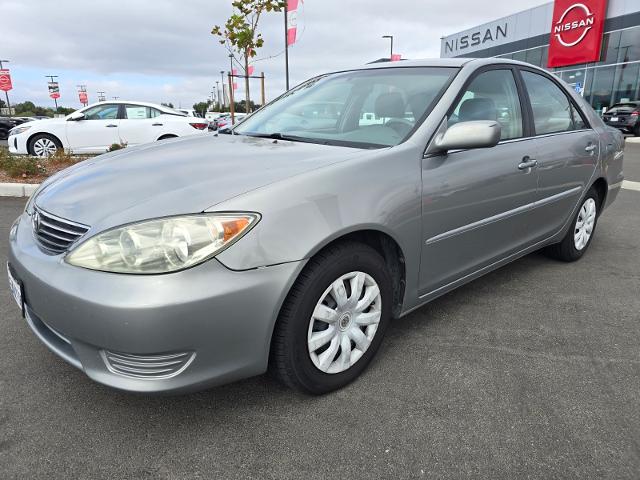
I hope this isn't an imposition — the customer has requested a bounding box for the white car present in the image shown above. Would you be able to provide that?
[8,101,209,156]
[177,108,204,118]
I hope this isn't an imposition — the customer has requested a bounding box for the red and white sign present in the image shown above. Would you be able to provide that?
[78,91,88,104]
[0,69,13,92]
[548,0,608,68]
[287,0,300,46]
[247,65,255,76]
[48,81,60,99]
[232,68,238,90]
[391,54,402,62]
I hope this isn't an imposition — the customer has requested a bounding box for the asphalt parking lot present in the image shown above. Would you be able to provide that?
[1,143,639,479]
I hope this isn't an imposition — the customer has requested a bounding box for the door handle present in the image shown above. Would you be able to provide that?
[105,124,118,128]
[152,123,163,127]
[518,157,538,170]
[585,144,597,153]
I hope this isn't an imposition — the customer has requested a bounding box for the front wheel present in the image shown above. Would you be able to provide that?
[545,187,600,262]
[270,242,393,394]
[28,133,62,157]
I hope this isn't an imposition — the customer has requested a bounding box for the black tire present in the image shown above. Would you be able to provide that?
[270,241,393,394]
[27,133,62,157]
[544,187,600,262]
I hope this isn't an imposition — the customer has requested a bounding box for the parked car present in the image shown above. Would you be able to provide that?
[602,101,640,136]
[7,101,209,156]
[177,108,204,118]
[0,116,30,140]
[216,113,247,133]
[7,58,624,395]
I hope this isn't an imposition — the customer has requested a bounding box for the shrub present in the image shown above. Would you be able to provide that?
[1,155,42,178]
[108,142,127,152]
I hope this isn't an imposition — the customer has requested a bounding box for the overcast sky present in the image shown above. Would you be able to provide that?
[2,0,549,109]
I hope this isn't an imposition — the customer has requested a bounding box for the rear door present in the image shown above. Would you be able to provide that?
[118,104,166,146]
[65,103,121,153]
[419,67,539,296]
[517,68,600,241]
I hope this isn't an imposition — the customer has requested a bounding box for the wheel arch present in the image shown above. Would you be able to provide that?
[294,227,407,319]
[26,131,64,153]
[591,177,608,211]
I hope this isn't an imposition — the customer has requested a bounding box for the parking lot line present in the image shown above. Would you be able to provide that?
[622,180,640,191]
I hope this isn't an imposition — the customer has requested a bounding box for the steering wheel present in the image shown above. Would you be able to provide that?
[384,118,414,135]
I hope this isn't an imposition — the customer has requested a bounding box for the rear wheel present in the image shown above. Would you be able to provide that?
[270,242,392,394]
[545,187,600,262]
[28,133,62,157]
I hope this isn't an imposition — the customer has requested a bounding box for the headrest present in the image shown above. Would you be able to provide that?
[458,98,497,122]
[408,92,430,120]
[375,92,406,118]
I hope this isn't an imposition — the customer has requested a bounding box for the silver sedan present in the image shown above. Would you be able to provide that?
[8,58,625,394]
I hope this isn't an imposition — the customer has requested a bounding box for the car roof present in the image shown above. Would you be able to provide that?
[82,100,183,114]
[350,57,546,72]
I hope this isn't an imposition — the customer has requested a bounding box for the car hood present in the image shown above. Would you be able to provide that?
[34,134,369,230]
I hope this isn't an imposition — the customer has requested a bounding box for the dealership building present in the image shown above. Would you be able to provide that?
[441,0,640,113]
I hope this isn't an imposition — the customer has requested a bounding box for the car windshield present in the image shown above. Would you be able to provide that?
[234,67,458,148]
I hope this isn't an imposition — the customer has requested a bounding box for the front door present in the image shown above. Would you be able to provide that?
[65,103,121,153]
[419,68,539,296]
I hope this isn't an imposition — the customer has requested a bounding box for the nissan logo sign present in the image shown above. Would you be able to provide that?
[553,3,595,47]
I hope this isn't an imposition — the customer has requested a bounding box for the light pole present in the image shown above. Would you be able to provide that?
[382,35,394,60]
[0,59,12,117]
[220,71,226,107]
[45,74,59,111]
[215,81,221,110]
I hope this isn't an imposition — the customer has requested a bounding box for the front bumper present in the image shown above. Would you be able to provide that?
[7,132,28,154]
[8,213,304,393]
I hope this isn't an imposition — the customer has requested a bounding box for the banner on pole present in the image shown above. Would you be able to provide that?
[287,0,300,46]
[0,69,13,92]
[48,81,60,99]
[232,69,238,90]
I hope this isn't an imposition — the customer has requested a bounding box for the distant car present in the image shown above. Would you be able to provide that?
[216,113,248,134]
[177,109,204,118]
[0,117,30,140]
[205,111,223,122]
[602,101,640,136]
[8,101,209,156]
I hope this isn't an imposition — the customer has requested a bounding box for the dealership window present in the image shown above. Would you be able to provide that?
[522,71,585,135]
[449,69,523,140]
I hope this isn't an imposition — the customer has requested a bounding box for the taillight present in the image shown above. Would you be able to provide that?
[189,122,208,130]
[632,111,639,117]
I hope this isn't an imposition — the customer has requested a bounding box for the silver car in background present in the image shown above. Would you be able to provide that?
[8,58,624,394]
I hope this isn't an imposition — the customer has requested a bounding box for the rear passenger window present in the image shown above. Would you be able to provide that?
[522,71,586,135]
[449,69,523,141]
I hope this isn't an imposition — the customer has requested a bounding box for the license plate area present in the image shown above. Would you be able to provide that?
[7,263,24,317]
[610,116,618,122]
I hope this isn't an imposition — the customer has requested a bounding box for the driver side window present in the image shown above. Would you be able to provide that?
[450,69,523,141]
[83,104,119,120]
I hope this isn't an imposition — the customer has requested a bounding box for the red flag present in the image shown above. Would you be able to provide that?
[0,69,13,92]
[287,0,299,46]
[391,54,402,62]
[232,68,238,90]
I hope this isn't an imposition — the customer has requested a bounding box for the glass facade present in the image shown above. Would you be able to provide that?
[496,26,640,114]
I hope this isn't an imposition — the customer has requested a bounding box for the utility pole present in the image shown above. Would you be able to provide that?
[260,72,265,107]
[284,5,290,90]
[45,74,59,111]
[220,71,226,107]
[382,35,394,60]
[215,81,221,110]
[228,72,235,125]
[0,59,12,117]
[97,91,106,102]
[112,96,119,100]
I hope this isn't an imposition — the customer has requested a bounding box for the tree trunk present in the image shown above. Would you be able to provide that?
[244,53,251,113]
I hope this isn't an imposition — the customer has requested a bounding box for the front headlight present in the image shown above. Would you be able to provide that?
[66,213,260,274]
[10,125,31,136]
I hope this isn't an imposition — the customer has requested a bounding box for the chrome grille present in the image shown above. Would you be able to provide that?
[101,350,195,379]
[32,207,89,254]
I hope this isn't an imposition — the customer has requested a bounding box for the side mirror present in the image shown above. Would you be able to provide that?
[433,120,501,153]
[68,111,85,121]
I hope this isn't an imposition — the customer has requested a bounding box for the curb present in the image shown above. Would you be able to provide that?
[0,182,40,198]
[625,137,640,144]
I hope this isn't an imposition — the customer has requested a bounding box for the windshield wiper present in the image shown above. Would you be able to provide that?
[243,132,325,144]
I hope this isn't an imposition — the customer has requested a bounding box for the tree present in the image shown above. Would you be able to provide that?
[212,0,285,114]
[193,101,210,116]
